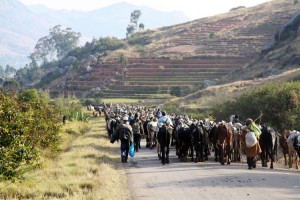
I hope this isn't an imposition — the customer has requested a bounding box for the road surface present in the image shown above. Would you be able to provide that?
[125,139,300,200]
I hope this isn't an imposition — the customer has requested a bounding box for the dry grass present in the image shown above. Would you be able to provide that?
[102,98,141,104]
[174,68,300,109]
[0,116,130,200]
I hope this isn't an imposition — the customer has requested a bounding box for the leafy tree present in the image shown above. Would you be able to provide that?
[131,10,142,28]
[126,25,136,38]
[68,37,124,59]
[120,53,128,79]
[126,10,143,37]
[30,25,81,64]
[4,65,16,76]
[139,23,145,30]
[0,65,5,78]
[120,53,128,68]
[2,80,21,93]
[170,86,183,97]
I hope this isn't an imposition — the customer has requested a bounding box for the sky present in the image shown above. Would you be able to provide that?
[19,0,271,20]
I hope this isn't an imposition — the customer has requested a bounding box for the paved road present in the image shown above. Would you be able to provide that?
[125,139,300,200]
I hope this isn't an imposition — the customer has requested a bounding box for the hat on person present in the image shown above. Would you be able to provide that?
[123,116,128,121]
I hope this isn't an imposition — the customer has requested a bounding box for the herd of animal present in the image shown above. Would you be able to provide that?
[93,103,300,170]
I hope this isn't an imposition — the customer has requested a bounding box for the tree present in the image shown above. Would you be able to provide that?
[139,23,145,30]
[120,53,128,68]
[0,65,5,78]
[126,25,136,37]
[120,53,128,79]
[4,65,16,77]
[2,80,21,93]
[130,10,142,29]
[126,10,143,37]
[30,25,81,65]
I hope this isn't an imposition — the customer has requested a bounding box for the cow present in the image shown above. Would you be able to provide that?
[259,125,278,169]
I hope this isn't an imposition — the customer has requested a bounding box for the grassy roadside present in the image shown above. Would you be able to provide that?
[0,116,130,200]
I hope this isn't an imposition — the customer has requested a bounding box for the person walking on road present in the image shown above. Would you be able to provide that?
[130,113,144,152]
[110,116,133,163]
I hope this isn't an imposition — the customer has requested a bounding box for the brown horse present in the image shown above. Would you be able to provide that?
[279,130,290,166]
[216,122,232,165]
[231,123,243,162]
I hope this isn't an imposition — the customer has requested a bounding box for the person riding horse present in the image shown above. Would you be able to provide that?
[157,111,172,164]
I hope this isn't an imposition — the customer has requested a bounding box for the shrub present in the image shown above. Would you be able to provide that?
[0,90,61,179]
[211,81,300,131]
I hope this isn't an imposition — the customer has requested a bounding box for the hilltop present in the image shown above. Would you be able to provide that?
[40,0,300,101]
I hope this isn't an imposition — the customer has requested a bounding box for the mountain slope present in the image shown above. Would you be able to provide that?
[0,0,50,67]
[44,0,300,99]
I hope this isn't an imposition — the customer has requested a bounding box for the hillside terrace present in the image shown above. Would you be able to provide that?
[47,0,300,98]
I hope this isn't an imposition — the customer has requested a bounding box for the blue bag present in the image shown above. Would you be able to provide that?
[129,145,135,157]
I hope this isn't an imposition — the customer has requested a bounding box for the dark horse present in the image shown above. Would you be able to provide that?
[259,125,278,169]
[157,125,172,165]
[190,122,210,162]
[210,124,220,162]
[175,121,193,162]
[107,118,118,137]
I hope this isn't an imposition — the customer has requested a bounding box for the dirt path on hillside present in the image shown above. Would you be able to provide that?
[125,139,300,200]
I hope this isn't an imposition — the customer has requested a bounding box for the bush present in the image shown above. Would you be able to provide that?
[0,90,61,179]
[211,81,300,131]
[127,35,151,45]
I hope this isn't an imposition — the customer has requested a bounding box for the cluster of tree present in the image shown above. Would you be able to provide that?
[0,65,17,80]
[0,89,62,179]
[211,81,300,131]
[68,36,125,60]
[30,25,81,66]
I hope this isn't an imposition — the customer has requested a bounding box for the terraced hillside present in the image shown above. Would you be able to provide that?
[47,0,300,98]
[49,57,249,98]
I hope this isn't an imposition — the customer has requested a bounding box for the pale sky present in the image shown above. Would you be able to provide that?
[19,0,271,20]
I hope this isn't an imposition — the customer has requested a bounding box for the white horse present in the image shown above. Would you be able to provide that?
[147,120,157,149]
[287,131,300,169]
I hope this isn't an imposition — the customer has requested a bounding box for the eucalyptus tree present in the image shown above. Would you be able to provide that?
[30,25,81,65]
